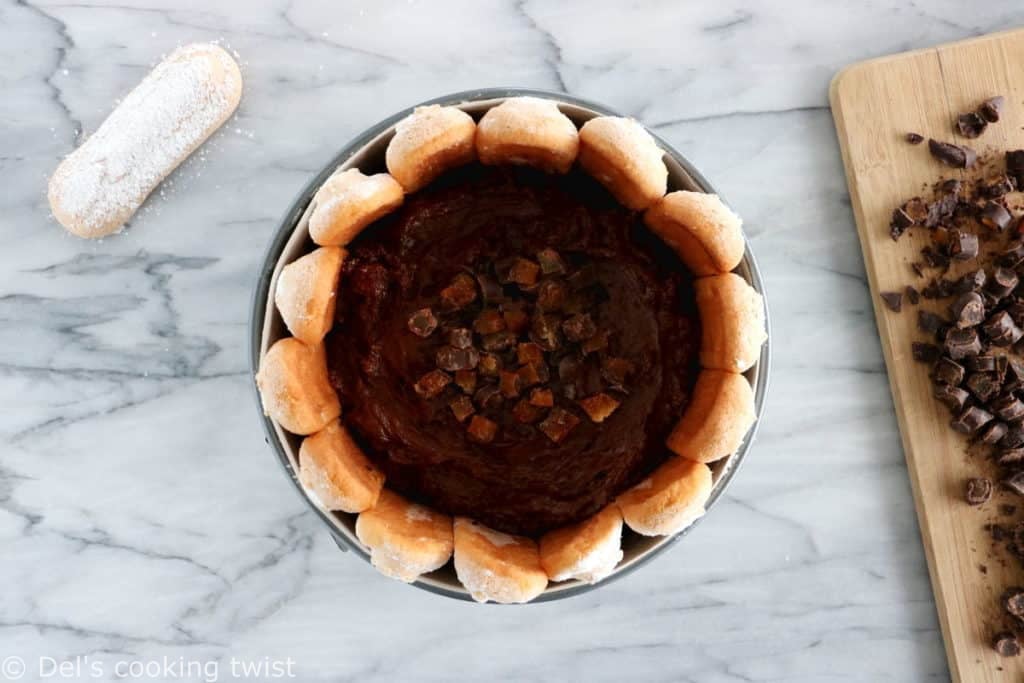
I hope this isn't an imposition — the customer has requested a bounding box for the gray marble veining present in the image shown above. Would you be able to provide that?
[5,1,1017,680]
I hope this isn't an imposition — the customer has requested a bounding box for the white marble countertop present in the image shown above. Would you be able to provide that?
[8,1,1021,680]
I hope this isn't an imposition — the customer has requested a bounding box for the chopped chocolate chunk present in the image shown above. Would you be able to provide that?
[440,273,478,310]
[949,291,985,328]
[473,309,507,335]
[1001,504,1017,516]
[539,407,581,444]
[1002,447,1024,464]
[508,258,540,286]
[992,394,1024,423]
[562,313,597,342]
[517,342,545,366]
[499,369,522,398]
[448,327,473,349]
[980,421,1009,445]
[997,354,1010,381]
[1008,150,1024,188]
[966,372,1000,402]
[986,175,1016,198]
[982,201,1014,232]
[449,395,475,422]
[1001,241,1024,268]
[529,387,554,407]
[890,208,914,240]
[966,477,993,505]
[466,415,498,443]
[880,291,903,312]
[996,631,1024,657]
[905,286,920,305]
[920,246,949,270]
[989,268,1020,299]
[911,262,925,278]
[939,178,963,195]
[918,310,947,336]
[1005,588,1024,618]
[557,355,581,383]
[511,398,543,424]
[454,369,478,394]
[984,311,1024,347]
[912,342,940,363]
[933,357,965,386]
[1007,301,1024,327]
[956,111,987,139]
[536,279,568,311]
[965,355,996,373]
[1002,426,1024,449]
[502,305,530,334]
[579,393,621,423]
[536,248,567,275]
[436,345,480,372]
[948,230,979,260]
[481,330,516,352]
[1005,471,1024,497]
[531,313,562,351]
[955,269,986,294]
[922,278,954,300]
[981,96,1006,123]
[582,330,610,355]
[1006,358,1024,390]
[478,353,501,377]
[951,405,994,434]
[407,307,439,337]
[474,384,503,410]
[905,132,924,145]
[928,138,978,168]
[517,362,546,388]
[602,357,636,388]
[414,369,452,399]
[945,328,983,359]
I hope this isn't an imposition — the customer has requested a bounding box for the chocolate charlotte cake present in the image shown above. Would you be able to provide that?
[256,97,766,603]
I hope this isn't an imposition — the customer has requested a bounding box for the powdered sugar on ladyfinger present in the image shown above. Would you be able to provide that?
[47,43,243,238]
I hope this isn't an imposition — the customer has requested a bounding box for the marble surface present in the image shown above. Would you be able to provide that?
[6,0,1022,680]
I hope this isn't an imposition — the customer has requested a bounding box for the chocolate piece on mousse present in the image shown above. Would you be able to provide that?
[448,327,473,349]
[449,395,475,423]
[466,415,498,444]
[538,407,581,444]
[408,307,439,337]
[414,369,452,399]
[440,273,478,310]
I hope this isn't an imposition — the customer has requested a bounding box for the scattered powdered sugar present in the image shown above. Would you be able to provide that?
[48,43,241,237]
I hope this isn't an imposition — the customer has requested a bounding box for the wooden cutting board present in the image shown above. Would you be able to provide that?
[831,28,1024,682]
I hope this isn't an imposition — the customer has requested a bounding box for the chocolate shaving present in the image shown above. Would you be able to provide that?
[905,132,924,145]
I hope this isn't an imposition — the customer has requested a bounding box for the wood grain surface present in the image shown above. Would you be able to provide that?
[831,28,1024,682]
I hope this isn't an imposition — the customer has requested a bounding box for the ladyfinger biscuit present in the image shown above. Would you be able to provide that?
[255,337,340,435]
[666,369,756,463]
[386,105,476,192]
[48,43,242,238]
[274,246,345,345]
[299,421,384,514]
[309,170,404,247]
[645,191,745,276]
[355,490,454,583]
[578,116,667,210]
[696,273,767,373]
[617,457,713,537]
[539,505,623,584]
[453,517,548,604]
[475,97,579,174]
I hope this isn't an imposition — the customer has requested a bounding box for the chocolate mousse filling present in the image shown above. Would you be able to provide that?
[326,164,701,536]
